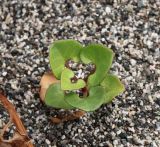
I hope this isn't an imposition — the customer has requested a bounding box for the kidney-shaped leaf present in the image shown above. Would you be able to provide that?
[61,68,86,90]
[45,83,74,109]
[65,86,105,111]
[101,74,125,103]
[50,40,83,79]
[80,44,114,87]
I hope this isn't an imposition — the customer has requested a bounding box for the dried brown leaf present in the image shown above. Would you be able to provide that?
[0,93,34,147]
[40,72,59,102]
[51,110,85,124]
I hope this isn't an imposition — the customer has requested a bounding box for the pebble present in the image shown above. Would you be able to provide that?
[2,71,7,76]
[78,129,82,133]
[156,122,160,131]
[138,0,148,7]
[105,6,111,14]
[130,59,137,66]
[45,139,50,145]
[61,135,65,140]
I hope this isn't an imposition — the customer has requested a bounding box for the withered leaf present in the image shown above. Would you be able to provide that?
[0,93,34,147]
[40,72,59,102]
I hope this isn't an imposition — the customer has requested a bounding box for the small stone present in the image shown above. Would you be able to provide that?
[11,81,18,90]
[138,0,148,7]
[101,38,105,42]
[77,69,83,78]
[113,140,118,145]
[117,130,121,135]
[35,59,40,64]
[78,129,82,133]
[156,122,160,131]
[11,50,20,56]
[78,63,84,69]
[128,127,135,133]
[61,135,65,140]
[45,139,50,145]
[105,7,111,14]
[81,72,85,79]
[148,95,154,104]
[146,40,153,48]
[72,63,78,70]
[130,59,137,66]
[2,71,7,76]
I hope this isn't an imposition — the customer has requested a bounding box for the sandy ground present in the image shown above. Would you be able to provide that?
[0,0,160,146]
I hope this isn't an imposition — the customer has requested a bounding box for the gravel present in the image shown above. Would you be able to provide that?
[65,59,95,97]
[0,0,160,146]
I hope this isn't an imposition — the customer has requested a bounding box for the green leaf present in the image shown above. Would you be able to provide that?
[61,68,86,90]
[49,40,83,79]
[80,44,114,87]
[101,74,125,103]
[65,86,105,111]
[45,83,74,109]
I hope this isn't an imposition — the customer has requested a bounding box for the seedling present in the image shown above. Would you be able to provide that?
[40,40,124,112]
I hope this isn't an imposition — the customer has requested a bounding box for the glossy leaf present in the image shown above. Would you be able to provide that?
[49,40,83,79]
[101,74,125,103]
[61,68,86,90]
[80,44,114,87]
[65,86,105,111]
[45,83,74,109]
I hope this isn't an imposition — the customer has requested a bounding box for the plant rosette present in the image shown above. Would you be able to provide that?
[40,40,124,112]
